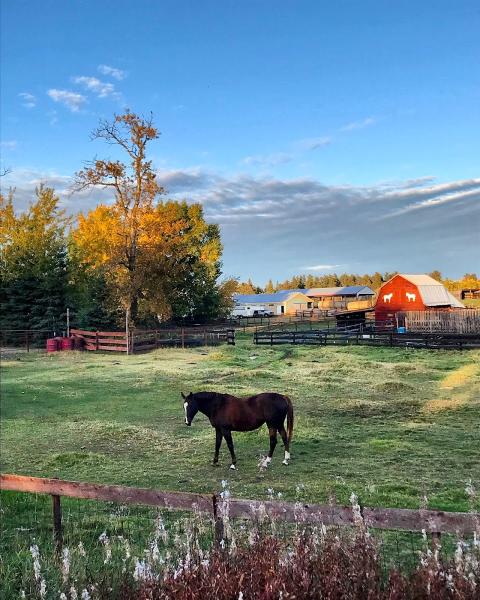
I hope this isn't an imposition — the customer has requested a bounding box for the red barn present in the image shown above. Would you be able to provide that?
[375,274,465,328]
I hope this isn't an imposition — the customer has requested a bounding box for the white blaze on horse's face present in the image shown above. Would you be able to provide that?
[184,401,189,425]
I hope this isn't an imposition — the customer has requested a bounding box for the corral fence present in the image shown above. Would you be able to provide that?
[2,473,478,556]
[399,309,480,334]
[71,327,235,353]
[0,329,57,351]
[253,329,480,349]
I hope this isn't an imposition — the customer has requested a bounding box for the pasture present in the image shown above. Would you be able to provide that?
[2,336,479,511]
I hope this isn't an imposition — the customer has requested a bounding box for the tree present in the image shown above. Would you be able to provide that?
[428,270,442,282]
[0,186,70,332]
[265,279,275,294]
[237,279,256,294]
[73,111,164,323]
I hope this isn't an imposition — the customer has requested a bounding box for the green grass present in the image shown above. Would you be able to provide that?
[1,337,479,510]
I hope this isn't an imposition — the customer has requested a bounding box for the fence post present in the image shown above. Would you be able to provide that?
[212,493,225,550]
[181,328,185,349]
[96,331,99,351]
[52,483,62,555]
[204,328,207,347]
[25,330,30,353]
[270,333,273,346]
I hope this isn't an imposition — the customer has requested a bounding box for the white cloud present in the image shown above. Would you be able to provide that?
[340,116,377,132]
[72,76,117,98]
[98,64,126,80]
[302,264,341,271]
[47,89,87,112]
[297,136,332,151]
[0,140,17,150]
[241,153,294,168]
[19,92,36,108]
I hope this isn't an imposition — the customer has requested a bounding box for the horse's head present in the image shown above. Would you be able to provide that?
[181,392,199,426]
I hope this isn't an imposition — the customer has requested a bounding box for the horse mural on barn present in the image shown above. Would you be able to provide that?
[181,391,294,469]
[383,293,393,303]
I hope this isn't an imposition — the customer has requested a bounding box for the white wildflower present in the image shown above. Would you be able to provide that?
[81,590,90,600]
[61,547,70,583]
[154,515,169,544]
[29,544,41,581]
[77,541,86,557]
[39,579,47,599]
[238,592,244,600]
[60,593,68,600]
[20,592,26,599]
[133,559,152,581]
[455,541,464,572]
[99,531,111,564]
[350,493,364,527]
[70,585,78,600]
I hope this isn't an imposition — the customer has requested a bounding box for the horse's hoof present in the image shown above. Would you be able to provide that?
[230,464,236,470]
[282,460,289,466]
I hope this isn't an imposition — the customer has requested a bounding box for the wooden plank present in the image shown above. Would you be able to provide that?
[70,329,97,337]
[97,345,128,352]
[97,338,127,345]
[0,474,214,514]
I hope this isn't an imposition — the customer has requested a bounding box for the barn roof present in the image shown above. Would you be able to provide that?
[395,274,465,308]
[304,286,375,297]
[233,290,309,304]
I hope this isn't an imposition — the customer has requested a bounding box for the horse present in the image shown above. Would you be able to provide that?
[181,391,294,470]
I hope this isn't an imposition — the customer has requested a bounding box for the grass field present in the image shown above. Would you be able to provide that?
[1,336,479,511]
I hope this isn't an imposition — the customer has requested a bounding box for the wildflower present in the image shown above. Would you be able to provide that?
[20,592,26,599]
[60,594,68,600]
[39,579,47,599]
[77,541,86,557]
[99,531,112,564]
[70,586,78,600]
[29,544,41,581]
[154,515,169,544]
[350,493,364,527]
[238,592,244,600]
[61,547,70,583]
[133,559,153,581]
[81,590,90,600]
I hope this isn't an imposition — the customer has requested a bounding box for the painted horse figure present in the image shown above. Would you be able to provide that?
[182,391,294,470]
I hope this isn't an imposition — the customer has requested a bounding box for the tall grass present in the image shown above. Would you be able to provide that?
[2,484,479,599]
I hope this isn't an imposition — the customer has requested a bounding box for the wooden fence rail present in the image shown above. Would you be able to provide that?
[253,329,480,349]
[70,327,235,353]
[2,474,479,544]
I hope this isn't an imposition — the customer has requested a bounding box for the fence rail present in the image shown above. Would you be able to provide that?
[400,309,480,334]
[253,329,480,349]
[2,474,479,538]
[70,327,235,353]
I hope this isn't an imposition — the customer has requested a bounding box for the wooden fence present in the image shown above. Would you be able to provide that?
[2,473,479,554]
[400,310,480,334]
[70,327,235,353]
[253,329,480,349]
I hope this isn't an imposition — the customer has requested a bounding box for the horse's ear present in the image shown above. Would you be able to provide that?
[181,392,186,400]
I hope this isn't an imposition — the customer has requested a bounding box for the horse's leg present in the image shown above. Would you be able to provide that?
[222,428,237,470]
[265,426,278,465]
[213,427,222,465]
[279,426,290,465]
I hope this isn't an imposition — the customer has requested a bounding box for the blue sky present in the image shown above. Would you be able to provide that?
[1,0,479,283]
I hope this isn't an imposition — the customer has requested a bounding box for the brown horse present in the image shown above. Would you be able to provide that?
[181,391,294,469]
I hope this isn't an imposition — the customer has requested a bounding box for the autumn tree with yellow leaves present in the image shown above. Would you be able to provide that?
[73,111,228,324]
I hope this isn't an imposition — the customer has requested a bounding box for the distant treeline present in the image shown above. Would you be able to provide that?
[236,271,480,295]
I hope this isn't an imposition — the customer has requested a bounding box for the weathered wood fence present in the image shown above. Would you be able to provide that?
[2,474,479,554]
[253,329,480,349]
[70,327,235,353]
[400,310,480,334]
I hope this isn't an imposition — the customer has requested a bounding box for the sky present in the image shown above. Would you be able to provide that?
[1,0,479,284]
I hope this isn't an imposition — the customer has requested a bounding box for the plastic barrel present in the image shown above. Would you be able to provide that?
[397,326,406,334]
[46,338,59,352]
[60,337,74,351]
[73,336,85,351]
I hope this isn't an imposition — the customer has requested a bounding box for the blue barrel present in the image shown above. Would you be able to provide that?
[397,326,406,334]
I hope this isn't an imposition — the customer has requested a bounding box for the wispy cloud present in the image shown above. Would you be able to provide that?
[296,136,332,151]
[72,76,118,99]
[302,264,341,271]
[0,140,17,150]
[19,92,36,108]
[340,116,377,132]
[47,89,87,112]
[98,64,126,80]
[241,153,294,168]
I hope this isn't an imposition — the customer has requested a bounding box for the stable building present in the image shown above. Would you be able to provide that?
[304,286,375,310]
[233,291,313,316]
[375,274,465,328]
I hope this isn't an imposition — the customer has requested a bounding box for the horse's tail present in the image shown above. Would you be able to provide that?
[286,397,294,444]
